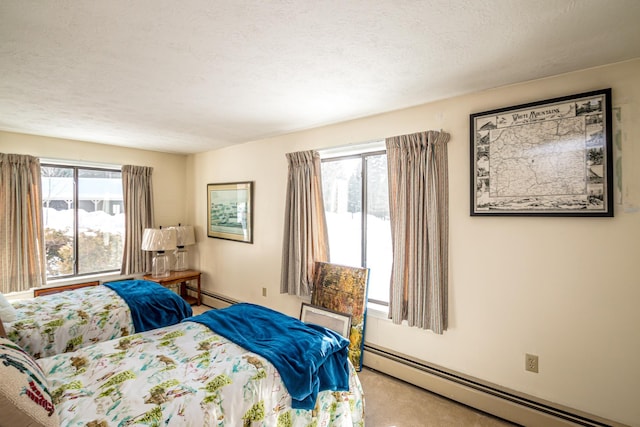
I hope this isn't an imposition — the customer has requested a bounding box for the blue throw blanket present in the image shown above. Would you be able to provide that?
[104,280,192,332]
[186,303,350,410]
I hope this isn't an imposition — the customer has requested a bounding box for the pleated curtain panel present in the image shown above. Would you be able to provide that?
[120,165,155,275]
[0,153,47,293]
[280,150,329,297]
[386,130,450,334]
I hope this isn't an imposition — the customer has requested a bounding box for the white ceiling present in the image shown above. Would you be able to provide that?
[1,1,639,155]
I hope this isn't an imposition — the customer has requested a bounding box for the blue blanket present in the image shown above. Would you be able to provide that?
[104,280,192,332]
[186,303,350,410]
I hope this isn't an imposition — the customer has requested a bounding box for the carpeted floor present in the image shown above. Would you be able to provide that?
[358,367,518,426]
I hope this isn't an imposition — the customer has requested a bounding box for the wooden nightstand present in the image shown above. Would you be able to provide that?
[143,269,202,305]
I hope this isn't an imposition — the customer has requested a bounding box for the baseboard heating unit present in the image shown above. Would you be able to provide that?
[187,287,239,309]
[363,343,626,427]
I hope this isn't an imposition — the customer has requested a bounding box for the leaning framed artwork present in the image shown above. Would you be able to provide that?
[311,262,369,371]
[300,303,352,339]
[207,181,253,243]
[470,88,613,216]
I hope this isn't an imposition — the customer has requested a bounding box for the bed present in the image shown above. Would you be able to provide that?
[0,303,365,427]
[2,279,192,359]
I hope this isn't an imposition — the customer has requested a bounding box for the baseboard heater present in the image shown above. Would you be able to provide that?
[186,286,239,309]
[363,343,625,427]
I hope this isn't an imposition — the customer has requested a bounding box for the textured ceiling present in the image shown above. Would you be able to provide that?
[1,0,639,154]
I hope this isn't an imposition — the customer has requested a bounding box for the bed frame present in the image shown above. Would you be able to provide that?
[33,277,135,297]
[33,281,100,297]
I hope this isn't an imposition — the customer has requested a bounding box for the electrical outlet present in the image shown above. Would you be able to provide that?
[525,353,539,373]
[262,287,267,297]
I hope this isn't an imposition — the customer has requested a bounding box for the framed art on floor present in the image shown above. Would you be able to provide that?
[470,88,613,216]
[300,303,352,339]
[207,181,253,243]
[311,262,370,371]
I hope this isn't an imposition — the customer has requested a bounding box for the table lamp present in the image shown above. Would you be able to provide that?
[168,224,196,271]
[141,227,177,278]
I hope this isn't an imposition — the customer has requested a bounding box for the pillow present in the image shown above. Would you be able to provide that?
[0,337,59,427]
[0,293,17,323]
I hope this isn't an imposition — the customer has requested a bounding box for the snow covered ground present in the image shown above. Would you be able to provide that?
[42,207,124,236]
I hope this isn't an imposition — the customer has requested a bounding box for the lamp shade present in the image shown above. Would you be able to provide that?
[169,225,196,247]
[141,228,177,252]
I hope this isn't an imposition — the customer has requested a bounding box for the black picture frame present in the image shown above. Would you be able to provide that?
[470,88,613,217]
[207,181,253,243]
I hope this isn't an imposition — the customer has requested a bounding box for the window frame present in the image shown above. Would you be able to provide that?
[321,148,390,307]
[41,162,123,280]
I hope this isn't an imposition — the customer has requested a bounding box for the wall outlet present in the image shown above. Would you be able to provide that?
[525,353,539,373]
[262,287,267,297]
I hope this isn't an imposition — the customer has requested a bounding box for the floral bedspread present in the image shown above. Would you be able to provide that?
[38,321,365,427]
[6,286,134,359]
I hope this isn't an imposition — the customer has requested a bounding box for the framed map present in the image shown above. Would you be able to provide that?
[470,88,613,216]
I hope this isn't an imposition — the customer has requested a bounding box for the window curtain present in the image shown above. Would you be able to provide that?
[120,165,154,275]
[280,150,329,297]
[386,130,450,334]
[0,153,46,293]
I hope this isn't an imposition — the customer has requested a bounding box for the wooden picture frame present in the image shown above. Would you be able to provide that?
[300,303,352,339]
[470,88,613,216]
[207,181,253,243]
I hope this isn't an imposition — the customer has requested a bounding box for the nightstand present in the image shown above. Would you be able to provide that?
[143,269,201,305]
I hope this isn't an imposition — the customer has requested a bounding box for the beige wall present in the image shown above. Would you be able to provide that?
[190,59,640,426]
[0,132,188,228]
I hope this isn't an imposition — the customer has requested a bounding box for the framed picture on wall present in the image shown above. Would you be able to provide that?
[207,181,253,243]
[470,88,613,216]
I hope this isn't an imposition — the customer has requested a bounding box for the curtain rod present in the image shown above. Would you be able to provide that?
[318,139,386,159]
[39,157,122,170]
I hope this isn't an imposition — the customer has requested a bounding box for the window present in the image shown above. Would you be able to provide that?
[321,148,392,305]
[41,164,124,279]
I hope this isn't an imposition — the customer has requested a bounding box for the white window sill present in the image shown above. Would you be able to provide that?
[367,301,389,319]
